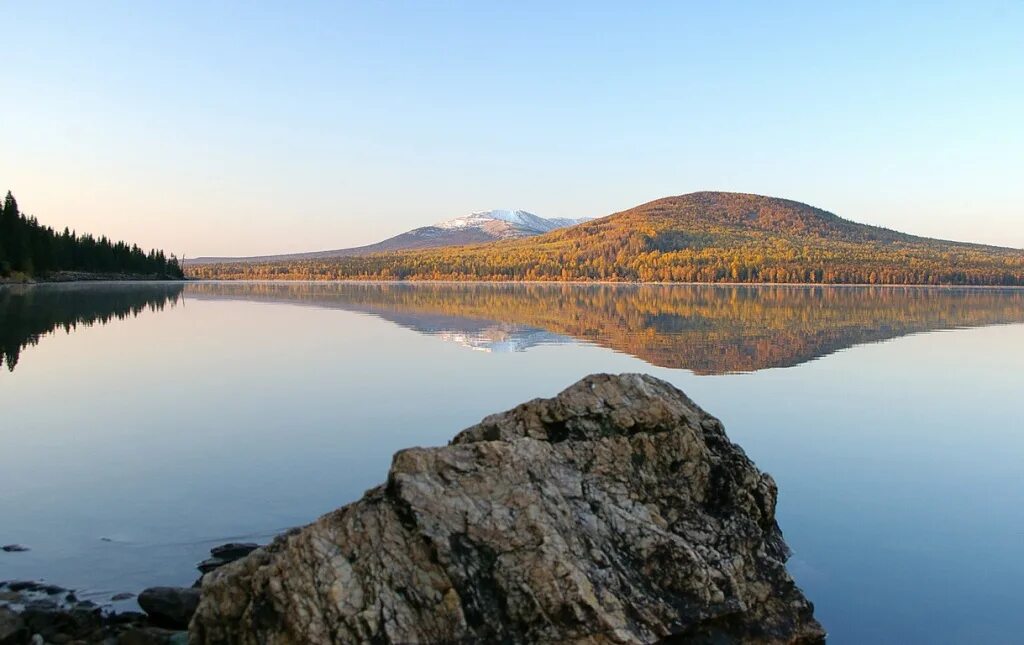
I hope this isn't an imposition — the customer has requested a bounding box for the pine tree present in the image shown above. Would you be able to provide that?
[2,191,29,272]
[2,191,16,220]
[0,190,183,279]
[0,193,13,272]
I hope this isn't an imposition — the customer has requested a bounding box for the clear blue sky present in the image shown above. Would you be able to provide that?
[2,1,1022,256]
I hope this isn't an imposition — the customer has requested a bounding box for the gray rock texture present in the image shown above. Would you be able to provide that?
[191,374,825,644]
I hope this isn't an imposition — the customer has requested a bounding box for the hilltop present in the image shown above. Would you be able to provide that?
[187,192,1024,285]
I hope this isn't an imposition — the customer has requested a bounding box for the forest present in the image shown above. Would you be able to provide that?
[0,191,184,279]
[187,193,1024,286]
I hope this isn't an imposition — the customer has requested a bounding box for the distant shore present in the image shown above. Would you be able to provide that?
[181,277,1024,289]
[6,274,1022,289]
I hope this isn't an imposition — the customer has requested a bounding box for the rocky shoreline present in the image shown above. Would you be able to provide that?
[0,542,260,644]
[2,374,825,644]
[0,578,185,644]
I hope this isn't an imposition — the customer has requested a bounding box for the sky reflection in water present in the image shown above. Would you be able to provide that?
[0,282,1022,644]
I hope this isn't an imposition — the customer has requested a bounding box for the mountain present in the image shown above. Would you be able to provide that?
[435,209,584,235]
[186,209,587,265]
[187,192,1024,285]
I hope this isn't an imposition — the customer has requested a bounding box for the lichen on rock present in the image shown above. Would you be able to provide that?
[191,374,825,644]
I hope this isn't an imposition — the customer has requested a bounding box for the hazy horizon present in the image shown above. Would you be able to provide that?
[3,2,1022,256]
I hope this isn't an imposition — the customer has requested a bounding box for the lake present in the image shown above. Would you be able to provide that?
[1,281,1022,644]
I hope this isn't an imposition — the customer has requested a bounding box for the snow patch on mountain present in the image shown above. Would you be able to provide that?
[435,210,589,235]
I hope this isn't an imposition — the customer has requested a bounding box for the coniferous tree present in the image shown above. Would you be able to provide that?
[1,192,14,271]
[0,190,184,279]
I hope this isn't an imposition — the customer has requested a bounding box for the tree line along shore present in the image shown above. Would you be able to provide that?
[0,191,184,282]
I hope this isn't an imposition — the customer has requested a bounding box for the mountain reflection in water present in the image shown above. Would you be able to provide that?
[3,281,1022,374]
[182,282,1024,374]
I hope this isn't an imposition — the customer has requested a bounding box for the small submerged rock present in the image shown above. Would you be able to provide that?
[192,373,826,644]
[1,545,29,553]
[2,582,64,596]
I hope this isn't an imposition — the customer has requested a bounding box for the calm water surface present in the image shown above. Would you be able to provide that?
[1,282,1023,644]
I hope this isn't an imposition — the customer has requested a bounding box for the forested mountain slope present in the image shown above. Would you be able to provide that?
[187,209,587,265]
[188,192,1024,285]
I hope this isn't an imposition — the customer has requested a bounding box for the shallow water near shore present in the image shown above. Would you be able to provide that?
[1,281,1023,643]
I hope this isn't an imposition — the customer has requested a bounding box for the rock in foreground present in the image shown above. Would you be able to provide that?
[192,374,825,644]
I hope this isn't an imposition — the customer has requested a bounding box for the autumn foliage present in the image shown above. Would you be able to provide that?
[188,192,1024,285]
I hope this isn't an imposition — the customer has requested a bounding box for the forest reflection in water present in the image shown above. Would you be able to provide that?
[0,282,185,371]
[3,280,1023,374]
[185,281,1024,374]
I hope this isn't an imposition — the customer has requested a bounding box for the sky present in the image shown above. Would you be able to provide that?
[2,1,1022,256]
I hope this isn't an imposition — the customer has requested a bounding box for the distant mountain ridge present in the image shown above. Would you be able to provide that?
[435,209,585,235]
[188,191,1024,285]
[187,209,587,265]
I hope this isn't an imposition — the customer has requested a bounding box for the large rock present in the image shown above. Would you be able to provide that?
[191,374,825,644]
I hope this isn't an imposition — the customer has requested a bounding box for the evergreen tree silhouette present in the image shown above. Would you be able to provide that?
[0,190,184,279]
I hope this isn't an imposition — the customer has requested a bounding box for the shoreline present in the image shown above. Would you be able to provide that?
[5,272,1021,289]
[181,277,1024,289]
[0,541,263,644]
[0,272,190,286]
